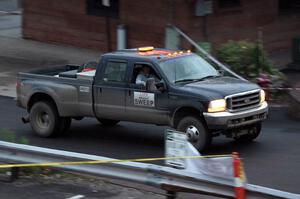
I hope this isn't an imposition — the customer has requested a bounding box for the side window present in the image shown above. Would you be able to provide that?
[131,63,161,84]
[103,61,127,82]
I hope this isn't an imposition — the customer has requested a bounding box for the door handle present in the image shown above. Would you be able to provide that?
[128,90,132,96]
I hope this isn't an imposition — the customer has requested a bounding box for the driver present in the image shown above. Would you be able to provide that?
[135,65,156,86]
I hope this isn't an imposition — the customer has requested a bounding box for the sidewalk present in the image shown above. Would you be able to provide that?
[0,15,100,97]
[273,50,300,119]
[0,0,19,12]
[0,169,219,199]
[283,70,300,119]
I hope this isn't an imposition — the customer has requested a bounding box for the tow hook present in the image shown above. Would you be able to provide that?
[22,116,30,124]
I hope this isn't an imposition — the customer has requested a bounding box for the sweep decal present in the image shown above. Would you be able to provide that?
[134,92,155,107]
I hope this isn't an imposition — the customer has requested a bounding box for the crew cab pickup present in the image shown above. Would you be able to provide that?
[17,47,268,151]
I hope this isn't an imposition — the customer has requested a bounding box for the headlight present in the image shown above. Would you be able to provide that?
[260,90,266,103]
[208,99,226,113]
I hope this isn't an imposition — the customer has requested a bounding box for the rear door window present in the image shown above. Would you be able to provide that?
[102,60,127,82]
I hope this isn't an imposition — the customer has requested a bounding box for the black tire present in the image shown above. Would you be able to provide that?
[97,118,120,126]
[176,116,212,152]
[234,123,262,142]
[58,117,72,134]
[29,101,61,138]
[73,116,84,121]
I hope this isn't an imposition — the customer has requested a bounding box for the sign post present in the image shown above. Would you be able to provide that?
[165,129,187,169]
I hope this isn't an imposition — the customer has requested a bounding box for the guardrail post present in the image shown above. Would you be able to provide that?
[166,191,176,199]
[9,167,19,182]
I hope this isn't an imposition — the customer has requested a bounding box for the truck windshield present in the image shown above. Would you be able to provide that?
[159,54,220,83]
[159,54,220,84]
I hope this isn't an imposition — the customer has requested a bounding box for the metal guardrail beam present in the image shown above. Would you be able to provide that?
[0,141,299,199]
[170,25,247,82]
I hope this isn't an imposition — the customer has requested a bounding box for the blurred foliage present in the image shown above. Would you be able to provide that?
[216,40,288,100]
[197,42,211,54]
[0,129,29,176]
[0,128,29,144]
[0,129,66,176]
[216,40,285,81]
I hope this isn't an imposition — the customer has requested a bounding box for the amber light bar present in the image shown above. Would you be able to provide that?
[138,46,154,52]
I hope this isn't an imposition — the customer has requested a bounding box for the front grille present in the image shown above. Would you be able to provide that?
[226,90,260,112]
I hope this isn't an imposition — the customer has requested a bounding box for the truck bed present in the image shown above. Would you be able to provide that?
[28,64,80,76]
[17,64,95,117]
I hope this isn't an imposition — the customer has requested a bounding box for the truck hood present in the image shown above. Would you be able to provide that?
[178,76,260,100]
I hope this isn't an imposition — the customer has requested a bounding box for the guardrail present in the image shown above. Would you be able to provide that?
[0,140,299,199]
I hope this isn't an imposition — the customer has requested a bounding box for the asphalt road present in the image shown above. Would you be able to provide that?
[0,96,300,194]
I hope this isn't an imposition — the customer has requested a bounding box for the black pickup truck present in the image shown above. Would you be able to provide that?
[17,47,268,151]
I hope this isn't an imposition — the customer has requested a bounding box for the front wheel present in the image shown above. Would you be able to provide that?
[97,118,120,126]
[234,123,262,142]
[176,116,212,152]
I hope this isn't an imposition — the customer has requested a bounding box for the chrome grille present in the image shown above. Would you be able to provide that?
[226,90,260,112]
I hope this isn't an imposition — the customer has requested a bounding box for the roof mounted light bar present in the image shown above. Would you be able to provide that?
[138,46,154,52]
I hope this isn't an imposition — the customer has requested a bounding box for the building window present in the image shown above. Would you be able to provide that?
[218,0,241,9]
[87,0,119,18]
[279,0,300,14]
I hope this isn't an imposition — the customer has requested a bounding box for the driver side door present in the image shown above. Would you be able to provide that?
[125,61,170,125]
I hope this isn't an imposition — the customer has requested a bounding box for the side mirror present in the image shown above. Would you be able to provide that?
[155,81,166,92]
[145,78,156,91]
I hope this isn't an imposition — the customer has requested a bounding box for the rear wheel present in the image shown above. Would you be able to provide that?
[97,118,120,126]
[234,123,262,142]
[29,101,61,138]
[176,116,212,152]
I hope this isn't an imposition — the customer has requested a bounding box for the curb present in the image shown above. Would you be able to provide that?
[0,10,22,16]
[0,92,16,98]
[268,104,289,108]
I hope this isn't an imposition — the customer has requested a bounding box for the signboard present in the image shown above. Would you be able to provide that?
[134,92,155,107]
[165,129,187,169]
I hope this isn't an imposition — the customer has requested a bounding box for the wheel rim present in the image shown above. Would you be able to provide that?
[186,125,200,143]
[37,111,50,128]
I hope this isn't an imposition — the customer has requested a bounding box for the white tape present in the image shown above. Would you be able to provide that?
[234,177,244,188]
[66,195,85,199]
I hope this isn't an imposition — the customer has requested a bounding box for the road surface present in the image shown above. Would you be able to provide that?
[0,96,299,194]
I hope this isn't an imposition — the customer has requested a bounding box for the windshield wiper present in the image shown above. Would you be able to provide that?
[197,75,221,81]
[175,75,220,84]
[175,79,196,83]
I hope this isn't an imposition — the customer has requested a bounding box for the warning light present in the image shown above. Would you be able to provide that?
[138,46,154,52]
[187,50,191,53]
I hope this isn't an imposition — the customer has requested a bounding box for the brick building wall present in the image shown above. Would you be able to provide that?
[22,0,300,53]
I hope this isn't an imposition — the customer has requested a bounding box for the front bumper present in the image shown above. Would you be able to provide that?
[203,102,268,130]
